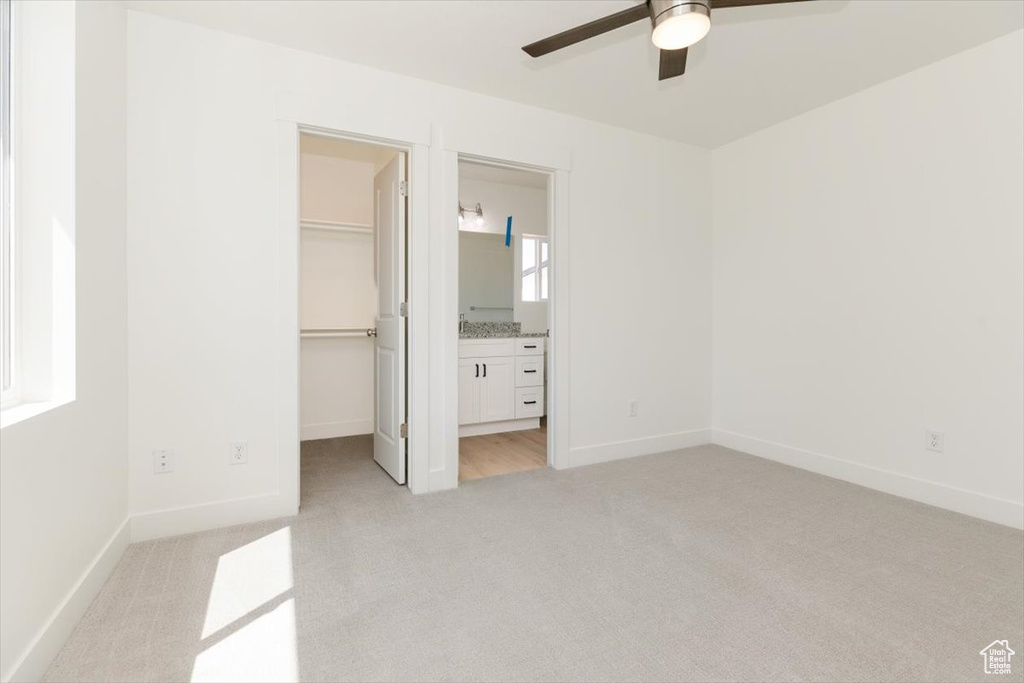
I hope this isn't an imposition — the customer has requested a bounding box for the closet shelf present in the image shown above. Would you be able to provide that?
[300,219,373,235]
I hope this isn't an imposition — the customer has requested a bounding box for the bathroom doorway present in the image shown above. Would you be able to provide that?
[456,160,551,482]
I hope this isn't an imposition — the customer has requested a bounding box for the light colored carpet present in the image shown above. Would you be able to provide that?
[45,437,1024,682]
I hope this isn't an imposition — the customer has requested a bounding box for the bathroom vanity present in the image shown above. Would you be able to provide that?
[458,324,546,437]
[457,216,549,438]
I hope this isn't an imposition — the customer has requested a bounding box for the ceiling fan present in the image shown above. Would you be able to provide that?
[523,0,812,81]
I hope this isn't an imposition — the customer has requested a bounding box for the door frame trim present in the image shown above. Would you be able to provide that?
[277,120,430,506]
[277,97,570,499]
[446,152,570,483]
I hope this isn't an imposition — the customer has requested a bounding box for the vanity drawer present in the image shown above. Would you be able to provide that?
[459,338,514,358]
[515,387,544,419]
[515,356,544,387]
[515,338,545,356]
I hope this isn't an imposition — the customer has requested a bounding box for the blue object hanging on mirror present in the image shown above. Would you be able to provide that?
[505,216,512,247]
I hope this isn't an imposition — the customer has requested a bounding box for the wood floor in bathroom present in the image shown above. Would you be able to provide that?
[458,420,547,482]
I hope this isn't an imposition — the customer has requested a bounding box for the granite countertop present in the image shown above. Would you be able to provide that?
[459,322,548,339]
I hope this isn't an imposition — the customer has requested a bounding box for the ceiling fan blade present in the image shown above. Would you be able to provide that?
[711,0,813,8]
[658,48,688,81]
[522,3,650,58]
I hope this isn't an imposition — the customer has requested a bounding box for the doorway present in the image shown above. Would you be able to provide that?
[298,132,409,489]
[456,159,552,482]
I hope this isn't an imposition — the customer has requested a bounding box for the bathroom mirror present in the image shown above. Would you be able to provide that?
[459,231,514,322]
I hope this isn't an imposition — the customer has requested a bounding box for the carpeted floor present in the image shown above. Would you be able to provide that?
[45,437,1024,682]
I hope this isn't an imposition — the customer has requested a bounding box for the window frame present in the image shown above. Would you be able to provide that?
[0,0,15,408]
[0,0,77,427]
[520,234,549,303]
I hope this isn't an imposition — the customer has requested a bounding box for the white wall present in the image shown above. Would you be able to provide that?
[126,11,713,531]
[299,147,376,440]
[458,178,546,239]
[459,176,548,333]
[300,149,374,224]
[712,31,1024,528]
[0,2,129,680]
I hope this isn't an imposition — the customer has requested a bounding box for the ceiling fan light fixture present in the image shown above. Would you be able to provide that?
[650,0,711,51]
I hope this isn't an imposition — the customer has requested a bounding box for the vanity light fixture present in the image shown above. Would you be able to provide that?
[458,202,484,226]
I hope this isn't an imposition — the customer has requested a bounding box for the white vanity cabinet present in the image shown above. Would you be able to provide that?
[458,355,516,424]
[459,337,545,436]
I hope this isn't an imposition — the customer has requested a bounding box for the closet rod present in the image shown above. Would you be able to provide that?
[300,327,374,339]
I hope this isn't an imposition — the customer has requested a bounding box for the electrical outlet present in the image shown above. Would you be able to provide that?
[628,399,639,418]
[229,441,249,465]
[153,449,174,474]
[925,430,945,453]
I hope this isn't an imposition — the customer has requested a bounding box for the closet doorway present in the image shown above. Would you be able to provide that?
[456,160,552,482]
[299,133,409,485]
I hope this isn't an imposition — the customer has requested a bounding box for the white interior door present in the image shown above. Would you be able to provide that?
[373,152,406,484]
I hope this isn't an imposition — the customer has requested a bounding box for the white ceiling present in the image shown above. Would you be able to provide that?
[127,0,1023,148]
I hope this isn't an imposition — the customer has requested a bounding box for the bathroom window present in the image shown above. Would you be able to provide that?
[521,235,548,303]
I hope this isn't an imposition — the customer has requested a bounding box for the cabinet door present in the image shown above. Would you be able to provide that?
[458,359,481,425]
[479,356,516,423]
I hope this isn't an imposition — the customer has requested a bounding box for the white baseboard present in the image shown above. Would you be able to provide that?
[428,467,456,494]
[569,428,712,468]
[713,429,1024,530]
[459,418,540,437]
[3,518,130,683]
[300,418,373,441]
[131,493,297,542]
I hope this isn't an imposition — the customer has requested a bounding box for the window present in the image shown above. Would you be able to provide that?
[0,0,76,425]
[0,0,13,405]
[521,235,548,303]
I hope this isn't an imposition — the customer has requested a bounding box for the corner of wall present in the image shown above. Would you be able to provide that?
[569,429,713,469]
[2,519,130,683]
[712,429,1024,530]
[129,493,297,543]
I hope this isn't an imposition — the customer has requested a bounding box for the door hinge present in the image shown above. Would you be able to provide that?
[399,180,408,197]
[400,301,409,317]
[400,423,408,439]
